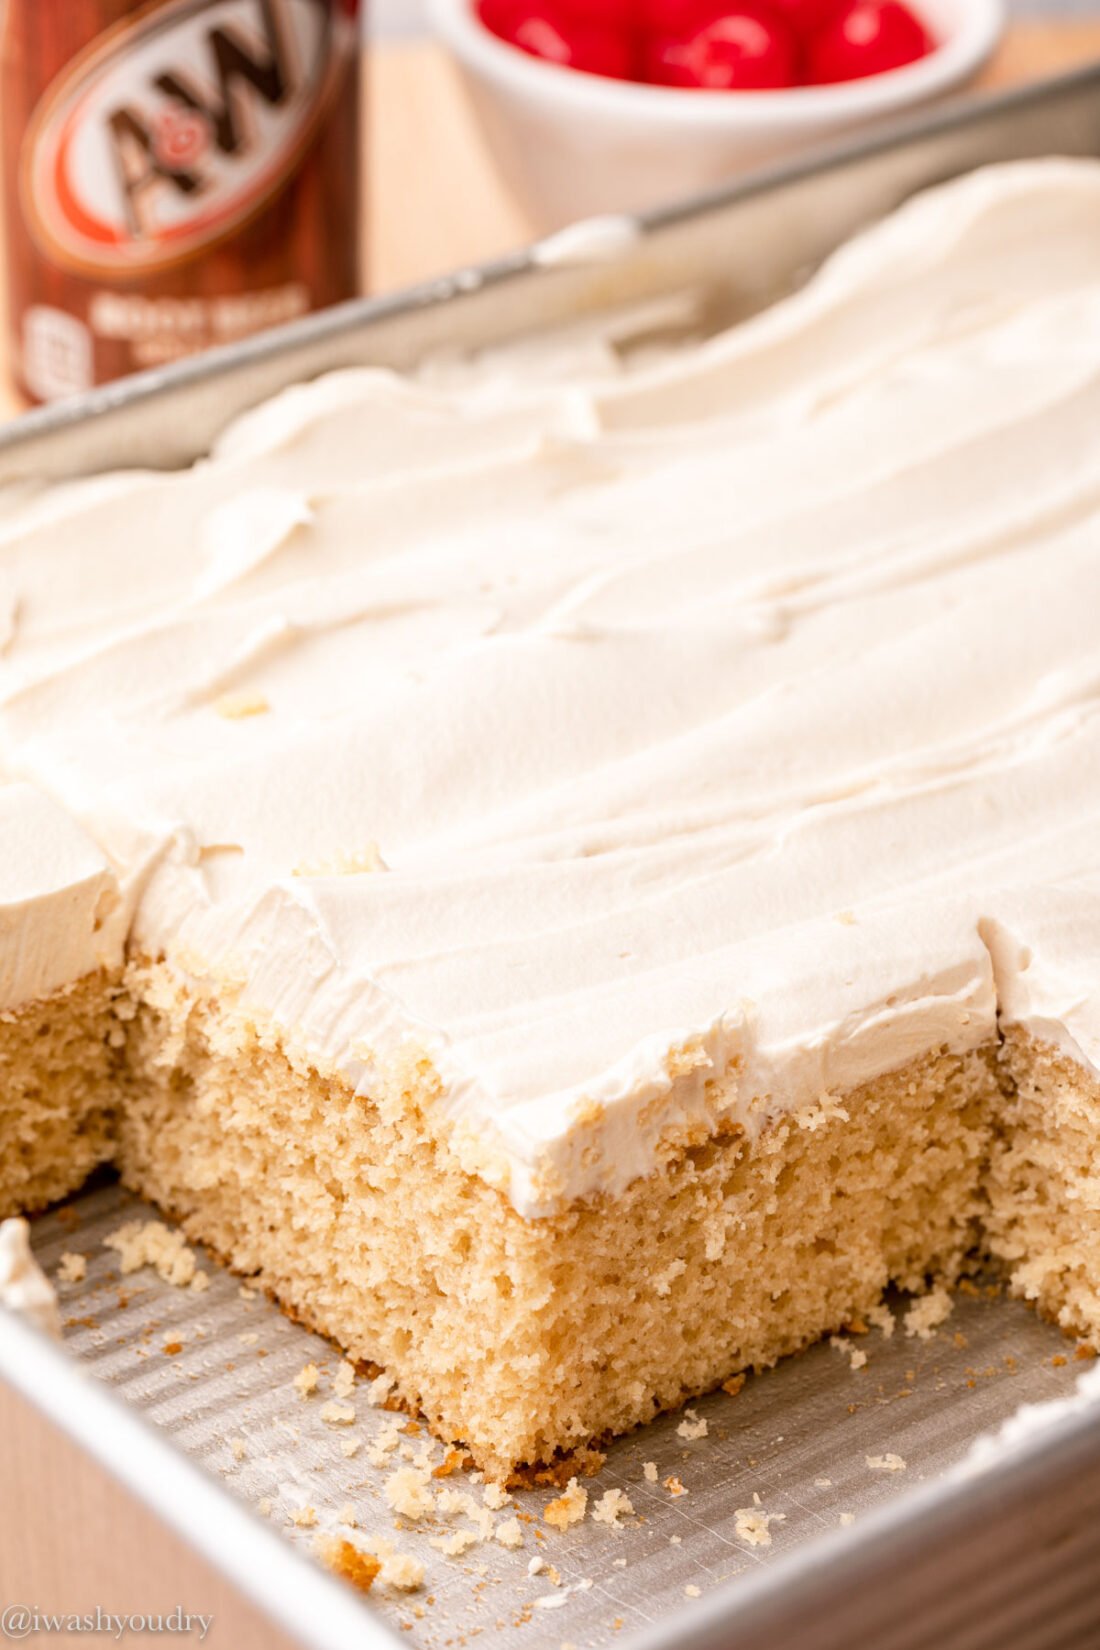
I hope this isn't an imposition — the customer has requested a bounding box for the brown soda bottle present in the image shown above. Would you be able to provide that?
[0,0,363,403]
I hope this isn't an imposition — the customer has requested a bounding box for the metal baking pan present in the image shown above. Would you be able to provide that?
[4,62,1100,1650]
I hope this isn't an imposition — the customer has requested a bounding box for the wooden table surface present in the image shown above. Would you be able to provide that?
[3,23,1100,416]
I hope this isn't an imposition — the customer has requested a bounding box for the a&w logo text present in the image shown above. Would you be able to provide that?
[21,0,345,274]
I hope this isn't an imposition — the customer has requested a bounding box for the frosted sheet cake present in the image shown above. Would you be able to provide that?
[2,159,1100,1479]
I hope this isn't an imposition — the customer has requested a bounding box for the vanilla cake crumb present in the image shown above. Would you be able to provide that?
[104,1220,200,1289]
[314,1534,380,1595]
[591,1489,634,1527]
[830,1336,868,1371]
[496,1518,524,1549]
[643,1462,658,1482]
[229,1437,246,1462]
[291,1506,317,1528]
[379,1553,424,1592]
[865,1301,896,1339]
[430,1529,479,1557]
[339,1502,357,1526]
[293,1361,320,1398]
[366,1372,395,1407]
[676,1409,708,1441]
[257,1497,272,1518]
[866,1453,907,1472]
[840,1512,855,1526]
[56,1252,86,1284]
[367,1424,402,1466]
[435,1487,494,1541]
[333,1360,357,1399]
[733,1505,783,1547]
[483,1482,511,1510]
[663,1476,687,1498]
[685,1585,701,1598]
[905,1286,953,1339]
[384,1466,435,1521]
[544,1478,587,1530]
[320,1400,355,1426]
[340,1437,360,1459]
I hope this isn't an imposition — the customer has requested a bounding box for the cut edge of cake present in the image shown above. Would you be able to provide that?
[5,939,1100,1480]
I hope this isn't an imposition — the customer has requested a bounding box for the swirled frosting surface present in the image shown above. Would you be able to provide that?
[1,160,1100,1213]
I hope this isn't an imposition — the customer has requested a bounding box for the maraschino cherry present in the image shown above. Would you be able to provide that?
[646,3,799,90]
[478,0,635,79]
[807,0,935,82]
[479,0,936,89]
[768,0,842,32]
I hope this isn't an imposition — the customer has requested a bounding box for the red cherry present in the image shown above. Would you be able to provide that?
[644,0,726,29]
[646,3,799,90]
[478,0,636,79]
[559,0,640,24]
[807,0,935,82]
[768,0,843,33]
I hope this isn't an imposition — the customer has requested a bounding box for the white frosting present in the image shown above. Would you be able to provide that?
[0,1217,61,1338]
[982,891,1100,1074]
[531,214,640,269]
[0,160,1099,1212]
[0,784,122,1011]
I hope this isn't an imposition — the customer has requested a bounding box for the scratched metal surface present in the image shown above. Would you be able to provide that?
[25,1177,1089,1650]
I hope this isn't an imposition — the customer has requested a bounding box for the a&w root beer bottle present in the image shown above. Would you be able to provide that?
[1,0,362,402]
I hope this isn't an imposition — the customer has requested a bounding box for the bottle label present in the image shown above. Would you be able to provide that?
[21,0,347,276]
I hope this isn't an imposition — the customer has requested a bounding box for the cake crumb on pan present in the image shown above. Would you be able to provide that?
[905,1286,954,1340]
[333,1359,357,1398]
[314,1534,380,1595]
[544,1478,588,1530]
[383,1466,435,1521]
[379,1553,424,1592]
[293,1362,320,1398]
[733,1503,783,1548]
[320,1400,355,1426]
[103,1220,204,1291]
[591,1488,634,1527]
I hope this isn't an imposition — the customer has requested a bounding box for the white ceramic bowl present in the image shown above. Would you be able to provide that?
[429,0,1005,228]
